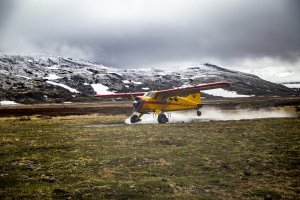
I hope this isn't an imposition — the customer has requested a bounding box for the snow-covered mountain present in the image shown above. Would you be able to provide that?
[0,54,297,103]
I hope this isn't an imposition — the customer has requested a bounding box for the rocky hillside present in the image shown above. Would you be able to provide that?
[0,54,297,103]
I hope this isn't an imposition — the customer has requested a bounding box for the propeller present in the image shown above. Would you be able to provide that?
[130,93,145,115]
[132,97,140,110]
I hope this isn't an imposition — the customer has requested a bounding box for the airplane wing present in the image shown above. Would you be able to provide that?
[95,92,145,98]
[155,81,230,97]
[95,81,229,98]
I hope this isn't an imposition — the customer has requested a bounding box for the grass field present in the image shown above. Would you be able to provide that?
[0,114,299,199]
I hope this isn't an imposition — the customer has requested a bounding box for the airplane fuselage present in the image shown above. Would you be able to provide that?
[134,92,202,114]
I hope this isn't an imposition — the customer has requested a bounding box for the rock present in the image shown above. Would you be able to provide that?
[264,194,272,200]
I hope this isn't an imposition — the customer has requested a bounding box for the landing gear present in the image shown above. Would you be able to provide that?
[197,110,202,116]
[130,114,141,123]
[196,104,202,117]
[158,113,169,124]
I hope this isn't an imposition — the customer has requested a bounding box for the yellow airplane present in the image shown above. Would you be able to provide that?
[95,81,229,124]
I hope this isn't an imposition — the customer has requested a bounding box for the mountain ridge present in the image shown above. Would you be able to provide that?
[0,54,297,104]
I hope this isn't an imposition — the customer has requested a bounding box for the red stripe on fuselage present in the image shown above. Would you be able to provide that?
[143,101,196,107]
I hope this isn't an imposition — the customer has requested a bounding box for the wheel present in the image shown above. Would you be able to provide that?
[197,110,201,116]
[158,113,168,124]
[130,114,140,123]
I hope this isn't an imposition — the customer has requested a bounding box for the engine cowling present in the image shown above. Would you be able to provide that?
[133,97,144,111]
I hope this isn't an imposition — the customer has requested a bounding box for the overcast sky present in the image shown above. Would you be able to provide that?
[0,0,299,82]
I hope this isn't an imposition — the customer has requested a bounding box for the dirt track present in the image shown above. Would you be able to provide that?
[0,96,299,117]
[0,102,132,117]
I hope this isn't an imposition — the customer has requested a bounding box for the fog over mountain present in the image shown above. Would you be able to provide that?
[0,0,299,82]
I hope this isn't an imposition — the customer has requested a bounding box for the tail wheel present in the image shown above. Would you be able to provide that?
[158,113,168,124]
[197,110,202,116]
[130,114,140,123]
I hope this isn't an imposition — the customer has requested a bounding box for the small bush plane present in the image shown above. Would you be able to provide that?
[95,81,229,124]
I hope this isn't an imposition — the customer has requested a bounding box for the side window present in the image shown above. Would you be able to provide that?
[162,96,168,102]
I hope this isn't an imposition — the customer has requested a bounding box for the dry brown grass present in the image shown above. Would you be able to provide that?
[0,114,299,199]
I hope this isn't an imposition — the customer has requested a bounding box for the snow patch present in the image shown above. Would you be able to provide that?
[203,88,254,98]
[0,70,9,75]
[122,80,142,85]
[191,75,206,79]
[133,81,142,85]
[46,81,79,93]
[108,72,123,77]
[122,80,131,84]
[91,84,114,94]
[46,65,60,70]
[43,74,62,80]
[16,75,32,80]
[181,84,193,88]
[0,100,18,105]
[283,83,300,88]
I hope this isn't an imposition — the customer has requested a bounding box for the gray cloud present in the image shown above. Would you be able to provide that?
[0,0,299,81]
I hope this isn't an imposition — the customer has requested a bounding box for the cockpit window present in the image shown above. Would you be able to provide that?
[144,92,155,97]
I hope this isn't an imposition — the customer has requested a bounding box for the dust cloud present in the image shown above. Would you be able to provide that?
[125,107,297,124]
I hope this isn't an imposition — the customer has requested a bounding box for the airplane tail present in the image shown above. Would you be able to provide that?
[185,92,201,104]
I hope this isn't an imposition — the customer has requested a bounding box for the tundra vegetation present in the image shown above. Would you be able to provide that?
[0,114,299,199]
